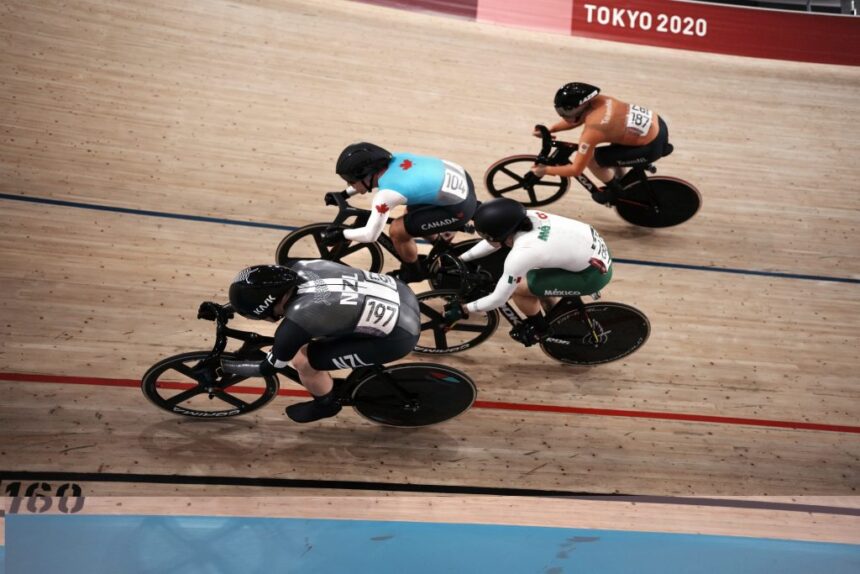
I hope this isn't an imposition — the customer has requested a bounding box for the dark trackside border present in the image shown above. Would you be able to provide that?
[1,470,859,516]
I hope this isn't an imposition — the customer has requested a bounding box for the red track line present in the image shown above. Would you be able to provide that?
[2,372,858,434]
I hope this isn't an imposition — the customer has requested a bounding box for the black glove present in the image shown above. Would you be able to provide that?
[443,301,468,323]
[320,227,345,246]
[324,191,348,206]
[197,301,233,322]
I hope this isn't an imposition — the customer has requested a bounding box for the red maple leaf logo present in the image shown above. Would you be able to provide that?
[400,159,413,170]
[375,203,390,214]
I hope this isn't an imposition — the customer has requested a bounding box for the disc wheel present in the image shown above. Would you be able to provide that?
[350,363,477,427]
[615,177,701,228]
[540,303,650,365]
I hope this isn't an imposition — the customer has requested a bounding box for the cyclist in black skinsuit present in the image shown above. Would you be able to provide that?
[228,259,420,423]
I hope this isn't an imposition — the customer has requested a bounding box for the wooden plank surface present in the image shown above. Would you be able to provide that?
[1,0,858,539]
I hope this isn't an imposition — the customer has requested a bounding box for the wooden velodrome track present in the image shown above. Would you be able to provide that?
[1,0,859,542]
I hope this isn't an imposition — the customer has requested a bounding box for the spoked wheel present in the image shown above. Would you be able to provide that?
[349,363,477,427]
[484,154,569,207]
[428,239,508,291]
[142,351,279,417]
[414,290,498,354]
[275,222,385,271]
[615,177,701,228]
[540,302,650,365]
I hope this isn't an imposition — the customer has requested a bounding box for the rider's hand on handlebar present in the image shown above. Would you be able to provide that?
[530,164,548,177]
[443,300,468,324]
[197,301,220,321]
[324,191,348,207]
[197,301,234,322]
[320,226,345,246]
[532,125,556,139]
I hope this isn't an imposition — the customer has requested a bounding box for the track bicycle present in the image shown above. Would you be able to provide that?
[414,255,650,365]
[274,190,507,288]
[141,302,477,427]
[484,125,701,228]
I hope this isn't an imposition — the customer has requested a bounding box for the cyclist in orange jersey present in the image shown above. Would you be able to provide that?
[530,83,673,205]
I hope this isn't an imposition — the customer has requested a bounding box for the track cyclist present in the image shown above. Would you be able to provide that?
[444,198,612,346]
[226,260,420,422]
[322,142,478,283]
[530,82,674,205]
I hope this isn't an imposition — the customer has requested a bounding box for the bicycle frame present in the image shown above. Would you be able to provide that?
[323,191,474,266]
[531,124,655,201]
[198,303,426,407]
[436,253,602,344]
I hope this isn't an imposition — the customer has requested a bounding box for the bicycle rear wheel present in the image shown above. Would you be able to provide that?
[349,363,476,427]
[484,154,569,207]
[142,351,279,417]
[414,290,498,354]
[275,222,385,271]
[615,177,701,228]
[540,302,650,365]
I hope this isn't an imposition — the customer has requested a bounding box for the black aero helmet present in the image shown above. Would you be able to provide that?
[336,142,392,183]
[229,265,299,320]
[554,82,600,112]
[472,198,528,243]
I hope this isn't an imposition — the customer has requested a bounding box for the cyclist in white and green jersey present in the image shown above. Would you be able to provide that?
[445,198,612,346]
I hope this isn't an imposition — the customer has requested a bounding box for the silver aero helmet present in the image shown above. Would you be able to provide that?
[229,265,298,320]
[554,82,600,115]
[335,142,392,184]
[472,198,528,243]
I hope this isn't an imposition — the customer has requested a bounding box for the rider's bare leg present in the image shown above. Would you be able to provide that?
[292,345,334,397]
[285,345,341,423]
[512,281,542,317]
[389,217,419,263]
[587,157,619,184]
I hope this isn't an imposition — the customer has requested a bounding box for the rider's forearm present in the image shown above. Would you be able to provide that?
[460,240,499,262]
[545,163,583,178]
[342,213,386,243]
[548,120,573,133]
[465,280,518,314]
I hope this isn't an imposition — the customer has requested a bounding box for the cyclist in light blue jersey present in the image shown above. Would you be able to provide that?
[321,142,478,283]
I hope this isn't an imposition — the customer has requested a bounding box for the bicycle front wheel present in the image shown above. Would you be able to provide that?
[349,363,477,427]
[540,302,650,365]
[615,177,701,228]
[142,351,279,417]
[484,154,569,207]
[275,222,385,271]
[414,290,498,354]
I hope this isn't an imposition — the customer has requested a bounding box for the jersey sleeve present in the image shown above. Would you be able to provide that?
[464,249,531,313]
[460,239,500,262]
[342,188,407,244]
[267,318,313,368]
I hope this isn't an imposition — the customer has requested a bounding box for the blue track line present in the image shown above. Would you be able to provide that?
[3,192,858,285]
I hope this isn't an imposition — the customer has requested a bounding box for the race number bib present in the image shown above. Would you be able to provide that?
[626,105,653,137]
[440,161,469,200]
[590,227,611,269]
[356,296,400,336]
[363,270,397,290]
